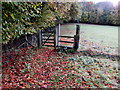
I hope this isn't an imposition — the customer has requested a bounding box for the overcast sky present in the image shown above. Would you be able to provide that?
[78,0,119,6]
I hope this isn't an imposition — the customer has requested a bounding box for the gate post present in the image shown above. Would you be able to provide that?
[57,24,60,47]
[74,25,80,51]
[54,24,60,49]
[54,27,57,49]
[37,30,42,47]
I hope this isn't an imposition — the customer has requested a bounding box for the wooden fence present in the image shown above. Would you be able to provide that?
[2,24,80,51]
[37,24,80,51]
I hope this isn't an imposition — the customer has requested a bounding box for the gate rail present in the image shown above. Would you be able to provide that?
[37,24,80,51]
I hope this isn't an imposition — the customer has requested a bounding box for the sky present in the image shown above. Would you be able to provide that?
[78,0,120,6]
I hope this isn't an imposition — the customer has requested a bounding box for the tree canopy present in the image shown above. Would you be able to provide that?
[2,2,72,44]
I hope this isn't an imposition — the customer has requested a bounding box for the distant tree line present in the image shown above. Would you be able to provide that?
[69,2,119,25]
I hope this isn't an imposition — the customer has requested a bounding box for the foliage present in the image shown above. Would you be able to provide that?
[99,10,111,24]
[78,2,119,25]
[2,47,119,88]
[69,2,81,22]
[2,2,72,44]
[2,2,42,44]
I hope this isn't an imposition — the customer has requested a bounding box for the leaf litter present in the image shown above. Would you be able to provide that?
[2,46,119,88]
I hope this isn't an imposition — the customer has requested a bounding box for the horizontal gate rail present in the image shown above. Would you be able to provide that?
[42,35,54,37]
[44,45,54,47]
[59,40,74,43]
[59,36,74,38]
[45,41,54,43]
[42,30,55,46]
[42,38,54,40]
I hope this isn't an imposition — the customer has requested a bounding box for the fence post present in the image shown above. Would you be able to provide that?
[54,24,60,49]
[73,24,80,51]
[58,24,60,47]
[37,30,42,47]
[54,27,57,49]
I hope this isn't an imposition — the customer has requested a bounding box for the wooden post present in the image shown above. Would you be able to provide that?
[37,30,42,47]
[54,27,57,49]
[73,25,80,51]
[57,24,60,47]
[54,24,60,49]
[25,36,28,47]
[76,24,80,35]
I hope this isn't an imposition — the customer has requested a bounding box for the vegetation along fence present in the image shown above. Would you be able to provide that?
[2,24,80,51]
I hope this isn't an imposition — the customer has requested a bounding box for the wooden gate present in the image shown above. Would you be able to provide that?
[37,26,58,48]
[58,24,80,51]
[37,24,80,51]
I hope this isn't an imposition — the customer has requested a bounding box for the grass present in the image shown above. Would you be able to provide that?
[61,23,118,48]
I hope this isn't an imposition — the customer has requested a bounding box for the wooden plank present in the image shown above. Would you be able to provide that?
[42,38,54,40]
[44,45,54,47]
[45,41,54,43]
[42,31,55,46]
[42,35,54,37]
[42,37,54,40]
[59,40,74,43]
[59,36,74,38]
[58,46,73,49]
